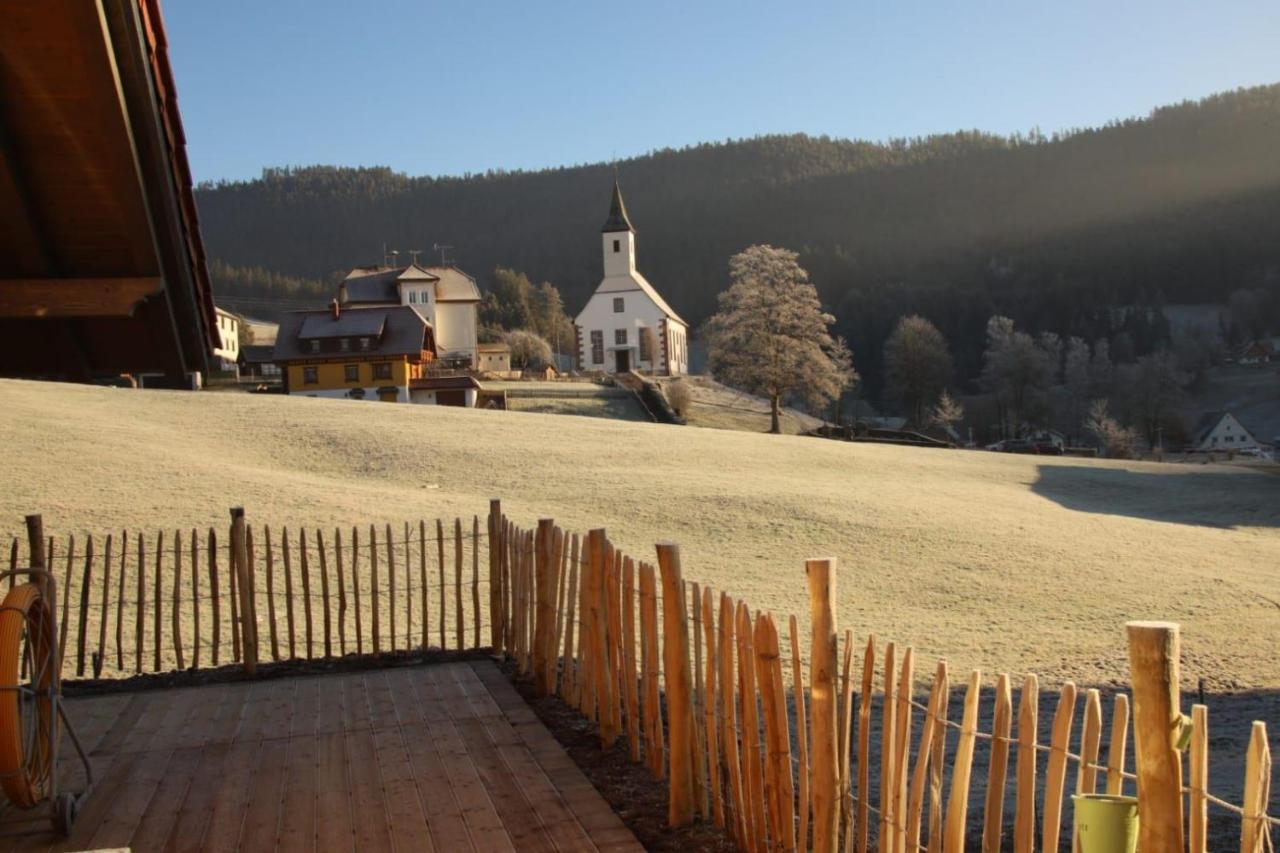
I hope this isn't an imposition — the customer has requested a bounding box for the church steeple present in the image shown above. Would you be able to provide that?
[600,180,635,233]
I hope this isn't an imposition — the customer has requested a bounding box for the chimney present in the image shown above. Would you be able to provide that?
[330,298,340,321]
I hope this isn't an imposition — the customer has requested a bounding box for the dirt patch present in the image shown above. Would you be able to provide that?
[500,659,734,852]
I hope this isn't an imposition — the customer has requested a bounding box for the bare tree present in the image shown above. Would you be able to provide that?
[1117,350,1188,446]
[979,316,1056,437]
[1084,399,1139,458]
[504,329,553,369]
[705,245,856,434]
[883,315,953,427]
[928,390,964,438]
[1063,337,1091,443]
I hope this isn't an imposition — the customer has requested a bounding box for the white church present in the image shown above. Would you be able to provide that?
[574,182,688,375]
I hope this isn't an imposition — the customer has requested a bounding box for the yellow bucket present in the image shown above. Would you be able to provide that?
[1073,794,1139,853]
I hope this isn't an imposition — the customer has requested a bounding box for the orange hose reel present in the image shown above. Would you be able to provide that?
[0,583,57,810]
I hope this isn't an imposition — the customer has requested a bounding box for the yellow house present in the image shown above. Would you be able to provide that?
[273,302,436,402]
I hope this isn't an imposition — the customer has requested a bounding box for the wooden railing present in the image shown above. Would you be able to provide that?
[488,506,1276,852]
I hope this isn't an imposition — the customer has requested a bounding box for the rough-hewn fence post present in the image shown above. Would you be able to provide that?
[806,557,839,853]
[533,518,556,695]
[656,541,695,827]
[230,507,258,675]
[1126,620,1184,851]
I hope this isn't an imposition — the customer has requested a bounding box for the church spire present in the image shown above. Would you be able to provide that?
[600,180,635,233]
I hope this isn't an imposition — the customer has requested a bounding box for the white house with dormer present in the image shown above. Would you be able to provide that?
[1192,411,1261,452]
[574,182,688,375]
[338,263,480,366]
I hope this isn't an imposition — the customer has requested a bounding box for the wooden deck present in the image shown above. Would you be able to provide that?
[0,661,642,852]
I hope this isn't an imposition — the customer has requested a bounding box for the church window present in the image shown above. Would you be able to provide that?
[613,297,624,313]
[590,330,604,364]
[613,239,620,253]
[615,329,628,346]
[638,327,652,362]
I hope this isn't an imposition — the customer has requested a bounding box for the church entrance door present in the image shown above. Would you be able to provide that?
[614,350,631,373]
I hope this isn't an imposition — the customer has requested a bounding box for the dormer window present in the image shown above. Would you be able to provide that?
[340,337,350,352]
[613,239,620,253]
[309,339,320,354]
[359,337,371,351]
[409,291,418,304]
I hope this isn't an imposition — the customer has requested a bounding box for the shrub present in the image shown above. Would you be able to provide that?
[665,380,692,417]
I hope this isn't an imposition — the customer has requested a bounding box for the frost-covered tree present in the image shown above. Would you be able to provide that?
[504,329,553,369]
[1063,337,1091,442]
[883,315,953,427]
[1084,399,1139,458]
[979,316,1056,436]
[705,245,856,433]
[928,390,965,435]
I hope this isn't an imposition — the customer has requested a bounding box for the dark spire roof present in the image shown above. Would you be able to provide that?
[600,180,636,233]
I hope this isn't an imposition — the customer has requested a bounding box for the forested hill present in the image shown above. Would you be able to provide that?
[196,85,1280,392]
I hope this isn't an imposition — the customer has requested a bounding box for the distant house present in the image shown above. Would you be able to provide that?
[339,263,480,367]
[476,342,512,374]
[238,345,280,380]
[273,301,437,403]
[212,308,240,377]
[238,315,279,346]
[1192,411,1260,452]
[1238,340,1275,365]
[574,182,689,375]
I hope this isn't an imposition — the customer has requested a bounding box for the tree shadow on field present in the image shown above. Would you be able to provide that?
[1031,464,1280,529]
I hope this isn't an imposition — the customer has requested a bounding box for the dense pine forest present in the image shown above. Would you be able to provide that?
[198,85,1280,396]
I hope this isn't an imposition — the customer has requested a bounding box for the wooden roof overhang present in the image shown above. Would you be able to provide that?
[0,0,217,382]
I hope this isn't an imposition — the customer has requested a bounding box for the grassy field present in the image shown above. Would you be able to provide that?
[1,378,1275,692]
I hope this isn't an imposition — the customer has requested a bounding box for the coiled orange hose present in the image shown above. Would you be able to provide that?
[0,583,55,809]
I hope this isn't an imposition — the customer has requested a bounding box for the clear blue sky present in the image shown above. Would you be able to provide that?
[165,0,1280,184]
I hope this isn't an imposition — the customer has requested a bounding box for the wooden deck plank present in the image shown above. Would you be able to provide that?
[365,670,435,852]
[341,674,393,853]
[432,667,558,853]
[0,662,637,853]
[276,677,320,853]
[384,667,487,853]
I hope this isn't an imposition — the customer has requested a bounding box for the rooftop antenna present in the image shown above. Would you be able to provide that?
[433,243,453,266]
[388,249,400,268]
[408,249,423,266]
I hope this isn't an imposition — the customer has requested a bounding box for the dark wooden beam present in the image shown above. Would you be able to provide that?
[0,276,161,317]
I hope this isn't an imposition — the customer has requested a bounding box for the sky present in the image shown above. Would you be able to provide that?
[165,0,1280,184]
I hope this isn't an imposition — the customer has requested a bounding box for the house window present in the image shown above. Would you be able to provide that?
[409,291,418,304]
[344,364,359,382]
[309,339,320,353]
[615,328,627,346]
[373,362,393,380]
[360,337,370,351]
[590,330,604,365]
[340,338,350,352]
[613,297,624,313]
[303,367,318,384]
[613,239,620,253]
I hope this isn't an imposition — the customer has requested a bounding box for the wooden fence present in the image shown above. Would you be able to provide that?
[487,507,1276,853]
[7,503,1277,851]
[7,509,489,679]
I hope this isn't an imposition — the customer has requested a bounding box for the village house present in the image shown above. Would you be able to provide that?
[211,307,240,377]
[1192,411,1261,452]
[476,341,513,375]
[1238,339,1276,365]
[574,182,689,375]
[338,263,481,368]
[237,345,280,380]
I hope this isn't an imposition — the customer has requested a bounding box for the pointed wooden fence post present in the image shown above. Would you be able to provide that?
[656,541,695,828]
[1126,621,1185,853]
[488,500,502,649]
[533,519,555,695]
[230,507,257,675]
[806,557,839,853]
